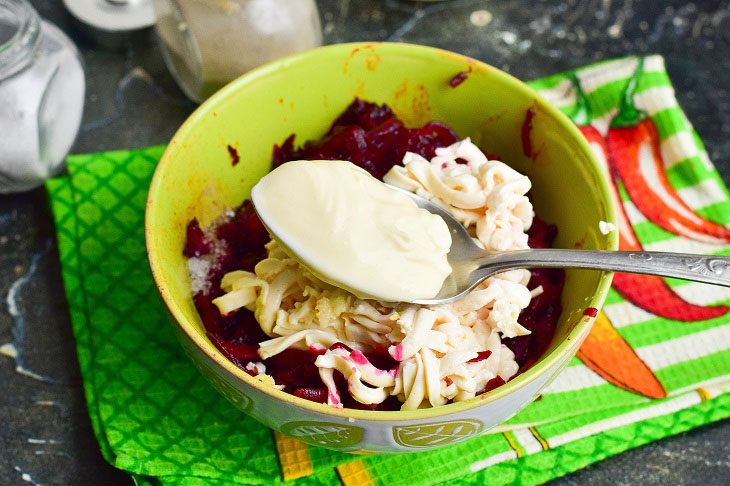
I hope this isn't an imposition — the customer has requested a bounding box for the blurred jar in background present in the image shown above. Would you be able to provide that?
[153,0,322,103]
[0,0,85,193]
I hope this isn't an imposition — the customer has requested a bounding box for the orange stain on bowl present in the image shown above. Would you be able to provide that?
[352,80,366,98]
[390,81,431,127]
[436,50,482,74]
[410,84,432,126]
[479,109,507,129]
[344,46,361,74]
[343,43,381,74]
[366,51,381,71]
[394,79,408,101]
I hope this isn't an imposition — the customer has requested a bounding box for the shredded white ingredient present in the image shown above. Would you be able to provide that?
[245,361,267,374]
[255,372,284,390]
[530,285,544,298]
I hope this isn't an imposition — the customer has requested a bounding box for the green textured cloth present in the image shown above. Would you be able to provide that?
[47,56,730,485]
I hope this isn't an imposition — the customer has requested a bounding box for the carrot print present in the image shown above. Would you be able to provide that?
[576,311,666,399]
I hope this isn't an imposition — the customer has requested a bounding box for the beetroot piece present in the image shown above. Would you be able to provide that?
[271,98,459,180]
[227,144,240,166]
[187,98,564,408]
[363,346,398,371]
[329,97,395,132]
[208,333,260,368]
[527,216,558,249]
[272,134,297,167]
[265,349,323,390]
[340,393,402,411]
[468,350,493,363]
[522,107,535,158]
[194,289,269,344]
[484,376,506,393]
[329,342,353,353]
[184,219,210,257]
[518,359,537,375]
[221,309,270,345]
[213,200,269,276]
[293,387,329,403]
[194,291,223,335]
[449,71,468,87]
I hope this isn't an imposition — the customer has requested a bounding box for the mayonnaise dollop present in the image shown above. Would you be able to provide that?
[251,160,452,301]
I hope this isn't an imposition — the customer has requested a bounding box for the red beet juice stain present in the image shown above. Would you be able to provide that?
[521,107,535,157]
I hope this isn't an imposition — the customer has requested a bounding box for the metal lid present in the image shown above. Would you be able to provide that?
[62,0,155,33]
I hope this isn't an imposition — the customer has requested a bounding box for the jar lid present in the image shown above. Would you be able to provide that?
[63,0,154,46]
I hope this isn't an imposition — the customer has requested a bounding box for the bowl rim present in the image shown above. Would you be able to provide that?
[146,41,618,422]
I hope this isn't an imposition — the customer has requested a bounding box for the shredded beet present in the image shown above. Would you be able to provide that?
[522,107,535,158]
[183,219,210,257]
[272,97,459,179]
[227,144,240,166]
[214,200,269,275]
[468,350,493,363]
[483,376,506,393]
[188,98,564,410]
[363,346,398,371]
[341,393,403,411]
[329,342,353,353]
[449,71,468,87]
[293,387,329,403]
[208,334,259,368]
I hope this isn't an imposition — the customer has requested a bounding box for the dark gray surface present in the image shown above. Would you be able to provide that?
[1,0,729,484]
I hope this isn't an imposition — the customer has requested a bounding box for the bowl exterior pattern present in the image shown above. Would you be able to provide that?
[146,42,617,453]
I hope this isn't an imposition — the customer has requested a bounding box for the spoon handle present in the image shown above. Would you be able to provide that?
[479,250,730,287]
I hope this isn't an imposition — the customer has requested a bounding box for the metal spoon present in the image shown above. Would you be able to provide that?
[389,185,730,305]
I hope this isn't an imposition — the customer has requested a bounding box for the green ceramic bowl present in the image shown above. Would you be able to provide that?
[146,42,618,453]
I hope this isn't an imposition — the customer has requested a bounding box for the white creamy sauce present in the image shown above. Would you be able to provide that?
[251,160,452,301]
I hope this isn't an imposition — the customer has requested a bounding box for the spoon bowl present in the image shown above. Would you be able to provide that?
[392,186,730,305]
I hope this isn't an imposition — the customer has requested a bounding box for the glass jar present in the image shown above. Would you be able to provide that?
[153,0,322,103]
[0,0,85,193]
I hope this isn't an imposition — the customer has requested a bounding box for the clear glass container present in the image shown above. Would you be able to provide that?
[0,0,85,193]
[153,0,322,103]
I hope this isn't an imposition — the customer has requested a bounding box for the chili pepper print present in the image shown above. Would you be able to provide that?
[576,311,666,399]
[607,119,730,243]
[611,272,728,321]
[571,57,728,402]
[580,125,728,321]
[609,55,730,243]
[578,125,638,248]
